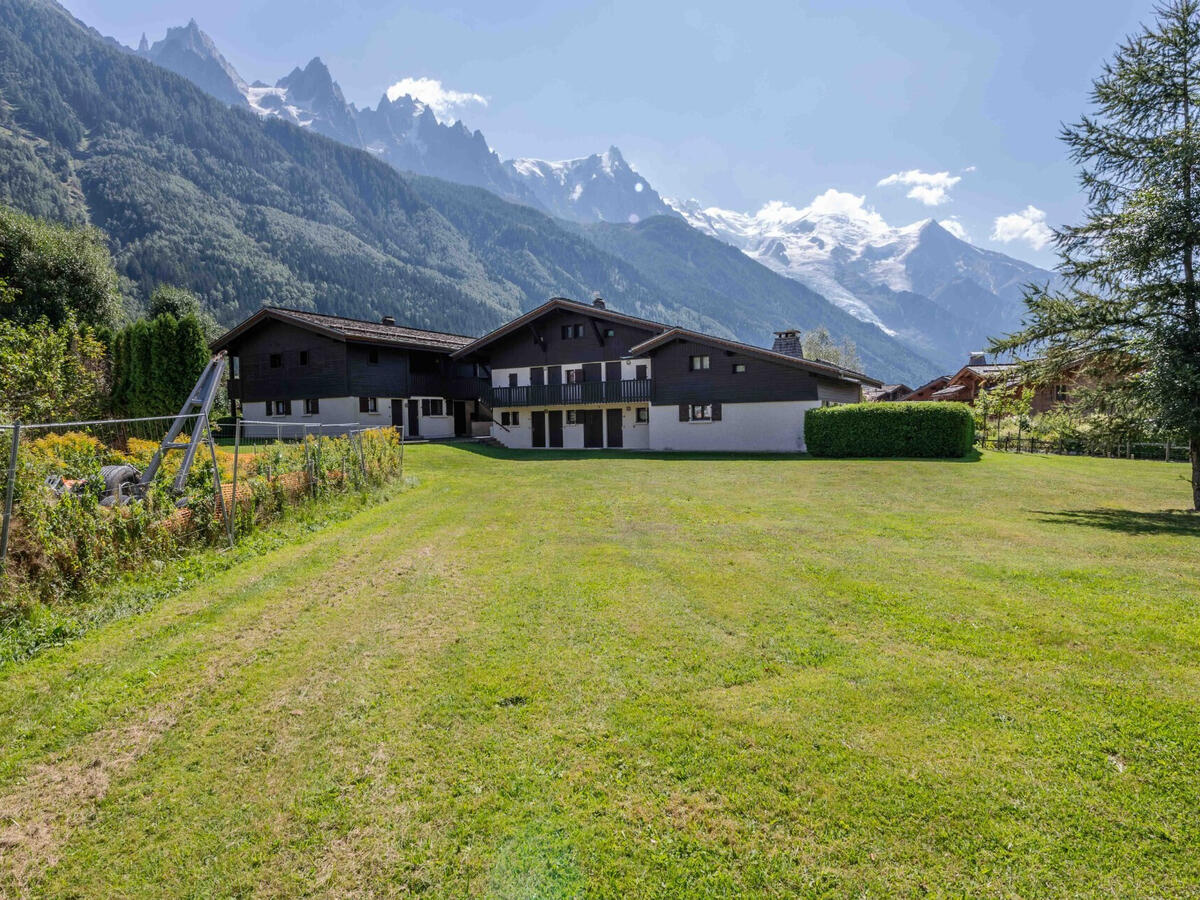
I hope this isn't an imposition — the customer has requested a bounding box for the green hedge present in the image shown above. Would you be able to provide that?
[804,402,976,458]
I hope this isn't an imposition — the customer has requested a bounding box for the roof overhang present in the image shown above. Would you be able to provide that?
[449,297,669,359]
[212,307,473,354]
[626,328,884,387]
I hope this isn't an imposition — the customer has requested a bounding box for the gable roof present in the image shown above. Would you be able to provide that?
[898,374,951,400]
[628,328,883,387]
[449,297,670,359]
[212,306,475,353]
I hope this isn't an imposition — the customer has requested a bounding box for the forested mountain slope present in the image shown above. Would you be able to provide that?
[0,0,935,381]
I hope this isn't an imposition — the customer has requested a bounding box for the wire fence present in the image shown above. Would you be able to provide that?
[0,415,405,606]
[978,435,1190,462]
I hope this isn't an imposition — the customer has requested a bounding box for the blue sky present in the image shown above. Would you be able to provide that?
[65,0,1151,268]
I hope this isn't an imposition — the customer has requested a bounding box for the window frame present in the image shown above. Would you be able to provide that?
[269,353,282,369]
[689,403,713,421]
[299,350,309,366]
[359,396,379,414]
[303,398,320,416]
[689,355,711,372]
[635,407,649,424]
[732,362,746,374]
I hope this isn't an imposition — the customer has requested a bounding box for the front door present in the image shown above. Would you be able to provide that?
[407,398,419,438]
[548,410,564,448]
[453,401,467,437]
[606,408,623,448]
[531,411,546,448]
[391,398,405,430]
[583,410,604,448]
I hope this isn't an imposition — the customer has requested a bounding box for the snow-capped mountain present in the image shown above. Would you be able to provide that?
[506,147,675,224]
[671,191,1054,370]
[136,23,662,224]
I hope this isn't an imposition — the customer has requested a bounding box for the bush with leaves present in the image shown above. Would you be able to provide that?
[805,402,976,458]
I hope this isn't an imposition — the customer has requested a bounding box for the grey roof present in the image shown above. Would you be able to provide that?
[213,307,475,353]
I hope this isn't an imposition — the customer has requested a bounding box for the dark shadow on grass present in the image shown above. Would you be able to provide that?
[1035,507,1200,536]
[442,442,982,464]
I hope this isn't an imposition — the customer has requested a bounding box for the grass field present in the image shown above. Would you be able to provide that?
[1,445,1198,897]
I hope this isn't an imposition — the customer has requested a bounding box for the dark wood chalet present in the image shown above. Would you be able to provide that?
[212,307,489,438]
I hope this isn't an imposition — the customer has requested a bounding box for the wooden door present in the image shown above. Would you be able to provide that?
[583,410,604,448]
[531,411,546,448]
[606,408,623,448]
[453,401,467,437]
[407,398,419,437]
[605,361,622,402]
[548,410,564,448]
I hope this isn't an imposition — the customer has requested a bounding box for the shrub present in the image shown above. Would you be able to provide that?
[805,402,976,458]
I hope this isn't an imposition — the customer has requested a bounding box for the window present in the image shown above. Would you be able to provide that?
[635,364,648,381]
[359,397,378,413]
[231,356,240,378]
[604,328,616,338]
[269,399,291,416]
[566,369,583,384]
[508,373,518,387]
[690,404,713,421]
[501,412,511,426]
[421,398,445,417]
[299,350,309,366]
[689,355,711,371]
[269,353,282,368]
[304,398,319,415]
[561,323,585,339]
[732,363,746,374]
[566,410,581,425]
[679,403,721,422]
[510,411,519,426]
[368,349,379,365]
[635,407,649,423]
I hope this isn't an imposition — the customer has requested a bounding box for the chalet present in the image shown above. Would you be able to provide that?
[212,307,489,437]
[929,352,1064,412]
[864,383,912,402]
[450,298,879,452]
[899,375,951,402]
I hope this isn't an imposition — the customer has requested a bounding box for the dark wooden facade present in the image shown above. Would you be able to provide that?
[478,306,660,370]
[215,308,487,406]
[644,336,822,405]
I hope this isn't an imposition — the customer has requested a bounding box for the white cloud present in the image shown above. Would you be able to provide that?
[385,77,487,122]
[877,169,962,206]
[991,205,1053,250]
[939,217,969,241]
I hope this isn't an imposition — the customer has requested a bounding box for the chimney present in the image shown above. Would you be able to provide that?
[592,296,606,309]
[771,329,804,358]
[381,315,396,326]
[968,351,987,366]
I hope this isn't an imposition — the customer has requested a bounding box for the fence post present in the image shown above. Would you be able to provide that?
[230,416,242,544]
[0,422,20,568]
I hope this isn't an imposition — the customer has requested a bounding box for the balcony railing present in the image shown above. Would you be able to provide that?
[488,379,652,408]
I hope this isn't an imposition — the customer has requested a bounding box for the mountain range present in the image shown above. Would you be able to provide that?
[133,19,1054,374]
[0,0,940,385]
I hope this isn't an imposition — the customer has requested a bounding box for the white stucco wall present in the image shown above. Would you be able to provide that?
[240,396,391,437]
[647,400,820,453]
[490,404,651,450]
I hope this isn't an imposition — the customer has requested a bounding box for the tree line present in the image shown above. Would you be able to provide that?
[0,204,212,424]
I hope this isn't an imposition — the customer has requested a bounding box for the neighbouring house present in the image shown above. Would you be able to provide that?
[864,383,913,402]
[926,352,1068,412]
[212,307,489,437]
[899,375,951,402]
[450,298,879,452]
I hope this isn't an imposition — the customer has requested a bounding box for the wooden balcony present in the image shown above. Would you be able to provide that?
[488,379,652,408]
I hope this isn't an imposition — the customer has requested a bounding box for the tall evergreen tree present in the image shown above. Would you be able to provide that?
[995,0,1200,509]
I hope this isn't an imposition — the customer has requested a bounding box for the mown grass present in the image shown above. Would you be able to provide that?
[1,445,1198,897]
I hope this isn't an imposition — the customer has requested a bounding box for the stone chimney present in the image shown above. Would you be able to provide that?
[968,351,987,366]
[381,315,396,326]
[592,296,606,309]
[771,329,804,358]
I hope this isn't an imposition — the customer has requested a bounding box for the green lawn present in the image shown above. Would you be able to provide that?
[1,446,1198,897]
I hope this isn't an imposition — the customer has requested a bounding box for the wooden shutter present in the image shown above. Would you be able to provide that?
[265,402,273,417]
[711,402,722,421]
[421,399,430,416]
[359,397,369,413]
[678,404,689,422]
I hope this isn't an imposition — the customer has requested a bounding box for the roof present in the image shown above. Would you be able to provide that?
[628,327,883,387]
[450,297,673,359]
[900,374,951,399]
[931,383,970,399]
[212,307,475,353]
[964,363,1018,379]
